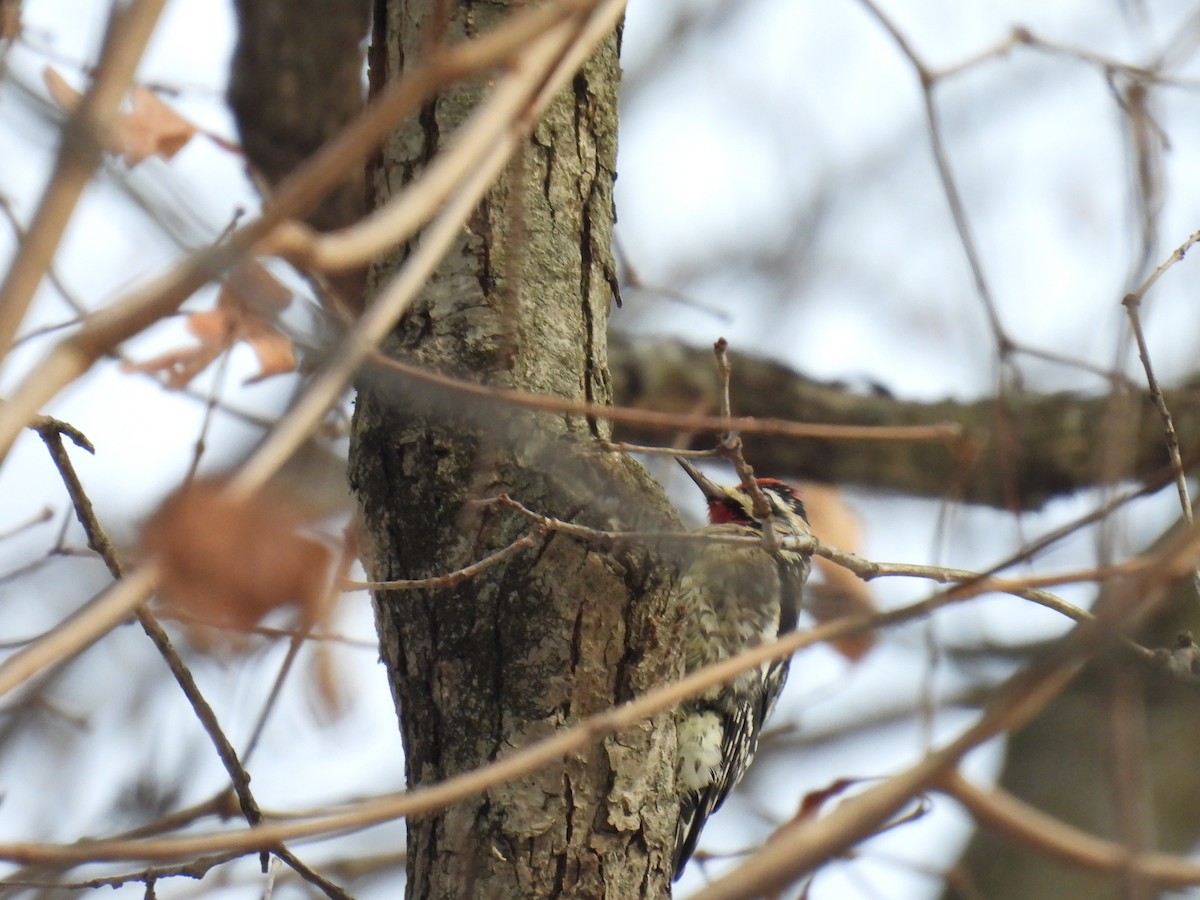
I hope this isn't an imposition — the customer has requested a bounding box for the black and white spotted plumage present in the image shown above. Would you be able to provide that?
[672,459,812,879]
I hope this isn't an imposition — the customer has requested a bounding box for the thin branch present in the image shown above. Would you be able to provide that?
[270,848,351,900]
[1123,288,1200,599]
[1121,226,1200,604]
[227,0,628,500]
[711,338,777,548]
[689,517,1200,900]
[30,419,261,827]
[0,564,152,699]
[0,0,614,466]
[0,0,167,354]
[0,193,87,317]
[614,236,731,321]
[940,772,1200,887]
[1022,29,1198,88]
[0,577,1063,866]
[343,534,540,590]
[0,506,54,541]
[856,0,1009,354]
[595,441,723,459]
[241,526,360,765]
[0,506,1196,868]
[0,0,630,698]
[30,417,348,895]
[159,613,375,649]
[482,493,1161,664]
[370,349,961,444]
[101,792,241,842]
[0,852,241,892]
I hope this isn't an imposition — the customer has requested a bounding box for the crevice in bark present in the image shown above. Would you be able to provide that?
[418,97,441,168]
[580,208,600,439]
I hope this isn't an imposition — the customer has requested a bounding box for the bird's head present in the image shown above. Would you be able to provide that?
[676,458,809,535]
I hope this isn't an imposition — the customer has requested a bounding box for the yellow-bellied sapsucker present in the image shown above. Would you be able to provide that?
[672,458,812,878]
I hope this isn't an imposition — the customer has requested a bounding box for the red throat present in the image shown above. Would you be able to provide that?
[706,499,749,525]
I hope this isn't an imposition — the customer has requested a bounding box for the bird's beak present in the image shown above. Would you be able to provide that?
[675,457,725,502]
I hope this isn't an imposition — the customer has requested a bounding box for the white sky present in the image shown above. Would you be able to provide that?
[2,0,1200,897]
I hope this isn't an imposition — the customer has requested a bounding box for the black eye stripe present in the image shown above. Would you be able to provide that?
[715,486,809,526]
[721,497,754,523]
[760,484,809,524]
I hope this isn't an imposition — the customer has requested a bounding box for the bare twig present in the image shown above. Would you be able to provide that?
[596,441,723,459]
[31,417,349,894]
[371,350,961,444]
[343,534,540,591]
[240,525,360,766]
[711,337,777,548]
[0,0,615,466]
[690,517,1200,900]
[940,772,1200,887]
[0,0,630,698]
[159,613,375,649]
[854,0,1009,355]
[1122,229,1200,599]
[614,237,731,320]
[0,506,54,541]
[0,852,241,892]
[0,506,1196,867]
[0,600,946,865]
[480,494,1160,663]
[0,544,1167,872]
[0,0,167,355]
[31,420,263,855]
[0,194,87,318]
[271,848,351,900]
[227,0,627,499]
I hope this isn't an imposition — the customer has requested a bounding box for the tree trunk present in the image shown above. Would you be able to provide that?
[349,3,680,897]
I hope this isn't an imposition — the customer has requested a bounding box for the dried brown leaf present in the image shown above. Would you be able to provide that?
[801,483,876,661]
[122,262,297,388]
[116,86,199,165]
[141,479,334,647]
[121,342,223,390]
[43,66,83,112]
[43,65,201,166]
[198,262,296,383]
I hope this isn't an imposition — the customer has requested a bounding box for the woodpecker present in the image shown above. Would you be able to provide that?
[672,458,812,879]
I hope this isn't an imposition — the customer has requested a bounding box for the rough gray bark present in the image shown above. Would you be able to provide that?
[348,3,680,897]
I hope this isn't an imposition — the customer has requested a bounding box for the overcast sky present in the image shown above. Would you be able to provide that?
[2,1,1199,897]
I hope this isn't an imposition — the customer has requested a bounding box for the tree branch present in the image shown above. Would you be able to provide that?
[609,334,1184,509]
